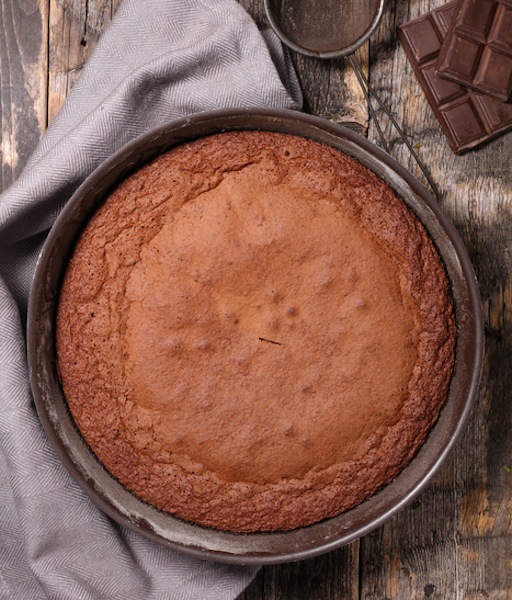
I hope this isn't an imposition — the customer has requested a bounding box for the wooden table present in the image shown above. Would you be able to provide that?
[2,1,511,598]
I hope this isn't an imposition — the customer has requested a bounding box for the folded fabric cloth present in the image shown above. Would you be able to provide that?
[0,1,302,598]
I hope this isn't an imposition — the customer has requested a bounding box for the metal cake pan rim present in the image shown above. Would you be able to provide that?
[27,107,484,565]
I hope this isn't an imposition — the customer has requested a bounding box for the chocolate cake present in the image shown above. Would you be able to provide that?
[56,131,456,533]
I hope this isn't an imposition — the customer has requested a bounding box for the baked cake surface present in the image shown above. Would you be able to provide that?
[56,131,455,532]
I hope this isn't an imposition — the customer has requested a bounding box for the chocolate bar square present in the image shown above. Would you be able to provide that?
[436,0,512,102]
[398,2,512,153]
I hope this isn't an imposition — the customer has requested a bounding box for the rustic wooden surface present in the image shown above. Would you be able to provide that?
[1,0,511,598]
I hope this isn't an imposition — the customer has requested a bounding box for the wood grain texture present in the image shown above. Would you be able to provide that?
[0,0,48,190]
[2,0,510,598]
[48,0,120,123]
[241,544,360,600]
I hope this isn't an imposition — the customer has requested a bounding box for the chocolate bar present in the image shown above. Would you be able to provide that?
[398,2,512,153]
[436,0,512,102]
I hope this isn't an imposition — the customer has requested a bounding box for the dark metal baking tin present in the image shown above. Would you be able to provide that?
[27,108,484,565]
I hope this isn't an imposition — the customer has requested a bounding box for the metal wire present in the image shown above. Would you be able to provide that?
[348,55,440,198]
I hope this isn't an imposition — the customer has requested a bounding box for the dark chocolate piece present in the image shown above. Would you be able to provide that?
[436,0,512,102]
[398,2,512,154]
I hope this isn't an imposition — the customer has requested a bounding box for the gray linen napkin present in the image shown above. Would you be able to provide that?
[0,0,302,598]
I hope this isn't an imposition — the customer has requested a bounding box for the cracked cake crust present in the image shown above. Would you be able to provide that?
[56,131,455,532]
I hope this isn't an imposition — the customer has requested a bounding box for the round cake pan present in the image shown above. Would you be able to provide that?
[27,108,484,565]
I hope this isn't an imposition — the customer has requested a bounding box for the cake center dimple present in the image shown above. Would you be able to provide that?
[123,164,419,484]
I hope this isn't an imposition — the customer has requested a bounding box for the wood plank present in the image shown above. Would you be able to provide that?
[0,0,48,192]
[47,0,119,124]
[239,543,360,600]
